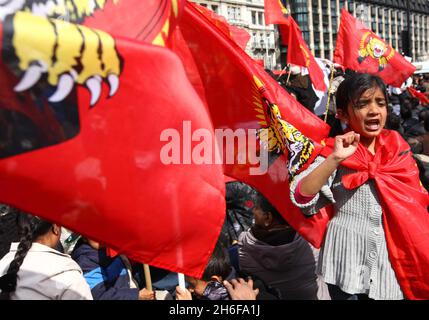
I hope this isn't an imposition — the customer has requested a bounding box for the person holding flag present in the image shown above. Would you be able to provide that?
[290,72,429,300]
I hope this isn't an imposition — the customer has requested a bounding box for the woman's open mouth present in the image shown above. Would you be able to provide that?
[364,119,381,131]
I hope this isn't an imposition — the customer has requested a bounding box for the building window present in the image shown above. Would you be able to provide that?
[258,12,264,25]
[302,32,309,43]
[295,13,308,24]
[227,6,241,21]
[252,11,257,25]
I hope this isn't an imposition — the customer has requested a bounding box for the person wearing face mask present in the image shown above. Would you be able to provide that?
[0,212,92,300]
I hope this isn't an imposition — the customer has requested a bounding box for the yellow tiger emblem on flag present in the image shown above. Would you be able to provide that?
[252,76,315,178]
[358,31,394,71]
[0,0,178,106]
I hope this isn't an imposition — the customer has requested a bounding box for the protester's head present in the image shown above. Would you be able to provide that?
[0,213,59,299]
[201,243,231,282]
[252,192,287,229]
[336,72,388,141]
[185,241,231,297]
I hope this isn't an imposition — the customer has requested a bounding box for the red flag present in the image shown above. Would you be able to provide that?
[174,2,331,247]
[264,0,289,25]
[229,25,252,51]
[408,87,429,106]
[82,0,185,46]
[192,3,251,51]
[334,9,416,87]
[254,59,265,67]
[284,17,327,92]
[0,2,225,278]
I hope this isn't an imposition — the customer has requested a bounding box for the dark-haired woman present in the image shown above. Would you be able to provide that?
[0,213,92,300]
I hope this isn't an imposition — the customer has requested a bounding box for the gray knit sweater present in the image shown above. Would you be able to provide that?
[290,156,403,300]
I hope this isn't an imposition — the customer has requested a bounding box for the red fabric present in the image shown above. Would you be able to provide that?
[283,17,327,92]
[264,0,290,25]
[0,2,225,278]
[174,3,331,248]
[106,248,119,258]
[319,130,429,299]
[272,70,287,75]
[191,3,251,51]
[334,9,416,88]
[408,87,429,106]
[83,0,185,44]
[229,25,252,51]
[254,59,265,67]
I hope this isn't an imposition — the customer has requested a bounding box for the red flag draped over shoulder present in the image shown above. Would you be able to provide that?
[334,9,416,87]
[0,0,225,278]
[173,2,331,247]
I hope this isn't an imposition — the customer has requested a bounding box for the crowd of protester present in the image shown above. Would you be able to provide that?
[0,70,429,300]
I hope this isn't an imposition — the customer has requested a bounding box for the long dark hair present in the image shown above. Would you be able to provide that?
[336,72,388,113]
[0,213,53,300]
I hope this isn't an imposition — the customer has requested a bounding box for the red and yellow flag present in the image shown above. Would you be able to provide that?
[264,0,289,25]
[283,17,327,92]
[0,0,225,278]
[174,2,331,247]
[334,9,416,87]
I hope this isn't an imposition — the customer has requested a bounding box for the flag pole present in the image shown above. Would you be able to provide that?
[285,64,292,85]
[324,63,336,123]
[276,64,289,81]
[143,264,152,291]
[178,273,186,289]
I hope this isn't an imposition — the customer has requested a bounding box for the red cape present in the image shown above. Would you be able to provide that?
[318,130,429,299]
